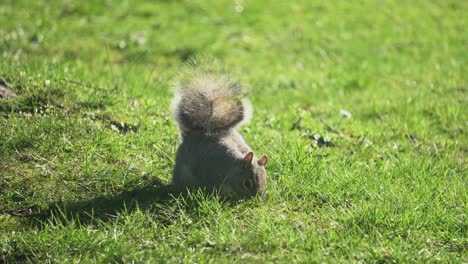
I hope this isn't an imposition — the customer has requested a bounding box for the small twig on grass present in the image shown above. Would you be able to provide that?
[1,208,49,218]
[61,79,107,91]
[318,118,354,142]
[1,208,33,217]
[103,213,118,218]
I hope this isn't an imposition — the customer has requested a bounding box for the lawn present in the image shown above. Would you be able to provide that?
[0,0,467,262]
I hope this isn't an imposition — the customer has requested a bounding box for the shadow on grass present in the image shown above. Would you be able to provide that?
[57,178,175,220]
[2,177,179,226]
[2,178,244,228]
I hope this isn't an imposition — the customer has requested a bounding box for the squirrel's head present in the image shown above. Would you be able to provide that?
[223,152,268,201]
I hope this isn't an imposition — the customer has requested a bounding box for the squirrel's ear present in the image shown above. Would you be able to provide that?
[258,155,268,166]
[243,152,254,164]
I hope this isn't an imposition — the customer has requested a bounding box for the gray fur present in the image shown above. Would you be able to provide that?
[172,74,252,136]
[171,73,267,200]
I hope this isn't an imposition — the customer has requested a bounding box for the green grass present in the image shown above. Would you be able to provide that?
[0,0,467,262]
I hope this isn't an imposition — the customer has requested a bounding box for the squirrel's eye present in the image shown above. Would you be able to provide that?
[243,179,253,190]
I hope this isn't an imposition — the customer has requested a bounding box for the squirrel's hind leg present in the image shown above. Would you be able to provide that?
[172,163,195,191]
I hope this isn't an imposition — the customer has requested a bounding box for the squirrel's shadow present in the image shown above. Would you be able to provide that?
[30,177,178,226]
[26,178,241,228]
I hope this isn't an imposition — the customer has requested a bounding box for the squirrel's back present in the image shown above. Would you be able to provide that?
[171,69,251,136]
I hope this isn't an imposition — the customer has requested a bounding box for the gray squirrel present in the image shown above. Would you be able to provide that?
[170,63,268,201]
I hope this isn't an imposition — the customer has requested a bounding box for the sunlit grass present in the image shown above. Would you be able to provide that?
[0,0,466,262]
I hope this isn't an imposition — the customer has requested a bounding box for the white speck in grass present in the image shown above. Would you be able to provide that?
[235,0,244,13]
[17,28,25,37]
[118,40,127,49]
[130,32,147,46]
[330,221,339,228]
[364,138,372,147]
[110,124,119,132]
[45,79,51,86]
[339,109,352,119]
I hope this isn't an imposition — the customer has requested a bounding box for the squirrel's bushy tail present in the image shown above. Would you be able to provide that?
[171,69,251,135]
